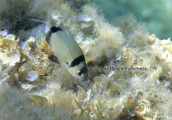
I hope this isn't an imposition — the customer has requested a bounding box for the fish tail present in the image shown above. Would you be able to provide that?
[29,8,53,28]
[44,8,53,28]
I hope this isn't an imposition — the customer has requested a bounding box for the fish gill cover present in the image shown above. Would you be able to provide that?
[0,0,172,120]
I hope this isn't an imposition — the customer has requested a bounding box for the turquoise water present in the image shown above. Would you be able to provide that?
[93,0,172,40]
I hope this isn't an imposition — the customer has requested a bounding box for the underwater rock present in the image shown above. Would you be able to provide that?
[0,0,172,119]
[148,34,157,44]
[5,34,16,40]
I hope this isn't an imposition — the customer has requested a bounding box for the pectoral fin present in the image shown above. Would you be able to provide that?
[48,55,59,64]
[63,62,70,69]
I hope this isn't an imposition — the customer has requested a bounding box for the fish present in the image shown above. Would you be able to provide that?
[30,12,88,82]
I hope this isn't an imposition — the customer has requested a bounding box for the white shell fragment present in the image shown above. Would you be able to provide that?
[106,48,121,61]
[21,36,35,50]
[135,103,147,115]
[20,63,33,73]
[86,89,91,101]
[0,52,20,66]
[108,70,115,78]
[9,54,20,66]
[166,53,172,62]
[27,36,35,45]
[85,46,89,54]
[21,83,36,91]
[81,15,92,22]
[93,76,103,90]
[142,100,150,107]
[0,29,8,36]
[0,53,9,65]
[93,76,103,84]
[77,86,87,98]
[26,70,39,81]
[5,34,16,40]
[80,22,94,30]
[128,110,135,117]
[76,15,92,22]
[76,15,95,34]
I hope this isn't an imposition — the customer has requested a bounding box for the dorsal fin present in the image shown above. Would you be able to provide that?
[50,27,62,33]
[58,26,71,35]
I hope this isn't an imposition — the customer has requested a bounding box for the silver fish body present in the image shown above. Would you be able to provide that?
[47,26,88,81]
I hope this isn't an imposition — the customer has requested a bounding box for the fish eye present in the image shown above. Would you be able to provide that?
[77,70,83,76]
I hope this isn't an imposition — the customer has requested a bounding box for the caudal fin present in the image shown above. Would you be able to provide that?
[29,8,53,28]
[44,8,53,28]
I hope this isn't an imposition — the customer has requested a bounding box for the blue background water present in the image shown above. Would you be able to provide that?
[93,0,172,40]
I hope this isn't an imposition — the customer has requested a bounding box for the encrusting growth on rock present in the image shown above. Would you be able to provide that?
[0,0,172,119]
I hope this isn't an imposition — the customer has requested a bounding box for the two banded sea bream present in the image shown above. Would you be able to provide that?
[30,14,88,81]
[47,26,88,81]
